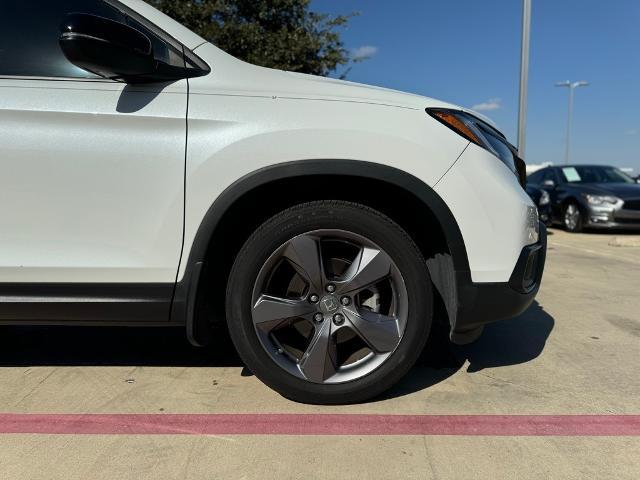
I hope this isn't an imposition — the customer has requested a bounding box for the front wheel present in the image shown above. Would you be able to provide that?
[563,201,583,233]
[225,201,433,404]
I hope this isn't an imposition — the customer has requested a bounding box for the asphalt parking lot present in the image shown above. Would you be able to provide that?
[0,229,638,479]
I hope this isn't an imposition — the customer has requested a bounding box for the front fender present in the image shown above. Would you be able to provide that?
[181,95,468,280]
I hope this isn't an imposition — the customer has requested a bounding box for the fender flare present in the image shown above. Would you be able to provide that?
[170,159,471,345]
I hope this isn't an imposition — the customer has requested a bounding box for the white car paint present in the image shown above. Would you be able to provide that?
[0,78,187,283]
[0,0,536,286]
[434,143,536,282]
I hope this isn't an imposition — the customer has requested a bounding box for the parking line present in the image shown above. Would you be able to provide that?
[0,414,638,436]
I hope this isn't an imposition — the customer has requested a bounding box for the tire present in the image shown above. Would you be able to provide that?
[563,201,583,233]
[225,200,433,404]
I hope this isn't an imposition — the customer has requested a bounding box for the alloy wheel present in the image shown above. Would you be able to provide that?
[250,229,408,384]
[564,204,580,231]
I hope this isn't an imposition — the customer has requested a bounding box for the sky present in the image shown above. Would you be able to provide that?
[312,0,640,173]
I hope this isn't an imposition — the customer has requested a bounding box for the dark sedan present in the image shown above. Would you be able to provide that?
[527,164,640,232]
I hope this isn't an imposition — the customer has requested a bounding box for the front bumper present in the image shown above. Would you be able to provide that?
[428,222,547,345]
[585,206,640,230]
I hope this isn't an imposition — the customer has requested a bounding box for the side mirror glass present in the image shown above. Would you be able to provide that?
[59,13,156,83]
[542,179,556,188]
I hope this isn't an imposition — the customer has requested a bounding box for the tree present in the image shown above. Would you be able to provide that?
[149,0,359,77]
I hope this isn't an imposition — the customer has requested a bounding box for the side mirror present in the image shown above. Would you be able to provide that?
[542,179,556,188]
[59,13,157,83]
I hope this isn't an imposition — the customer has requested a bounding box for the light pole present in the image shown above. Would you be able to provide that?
[556,80,588,164]
[517,0,532,157]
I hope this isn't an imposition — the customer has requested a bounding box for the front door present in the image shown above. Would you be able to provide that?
[0,0,187,321]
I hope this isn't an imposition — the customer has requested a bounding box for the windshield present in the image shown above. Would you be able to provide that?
[559,166,635,184]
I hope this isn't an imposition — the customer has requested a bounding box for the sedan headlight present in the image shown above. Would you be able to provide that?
[583,194,620,206]
[426,108,518,177]
[539,190,550,206]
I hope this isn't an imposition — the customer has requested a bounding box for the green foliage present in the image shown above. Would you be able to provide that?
[149,0,359,77]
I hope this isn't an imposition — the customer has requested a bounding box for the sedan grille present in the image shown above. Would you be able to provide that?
[623,199,640,211]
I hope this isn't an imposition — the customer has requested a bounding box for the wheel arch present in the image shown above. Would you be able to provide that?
[171,159,471,346]
[561,195,581,206]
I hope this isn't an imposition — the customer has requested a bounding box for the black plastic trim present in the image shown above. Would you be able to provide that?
[443,222,547,344]
[172,159,472,346]
[0,283,173,324]
[104,0,211,81]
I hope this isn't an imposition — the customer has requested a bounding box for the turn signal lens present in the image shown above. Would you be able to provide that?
[428,110,482,145]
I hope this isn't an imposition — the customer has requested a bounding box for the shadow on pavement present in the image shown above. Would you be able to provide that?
[380,300,554,400]
[457,300,554,373]
[0,324,242,368]
[0,302,554,400]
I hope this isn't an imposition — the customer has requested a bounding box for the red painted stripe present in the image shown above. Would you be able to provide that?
[0,414,638,436]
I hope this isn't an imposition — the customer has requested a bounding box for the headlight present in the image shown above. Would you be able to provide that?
[426,108,518,176]
[539,190,550,206]
[583,194,620,206]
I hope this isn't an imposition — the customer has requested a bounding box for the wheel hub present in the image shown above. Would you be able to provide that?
[319,295,340,314]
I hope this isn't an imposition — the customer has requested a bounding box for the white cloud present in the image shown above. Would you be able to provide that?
[471,98,502,112]
[352,45,378,60]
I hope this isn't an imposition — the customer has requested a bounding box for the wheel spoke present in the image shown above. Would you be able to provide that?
[337,246,391,294]
[282,235,324,293]
[252,295,316,333]
[298,320,337,382]
[343,306,400,353]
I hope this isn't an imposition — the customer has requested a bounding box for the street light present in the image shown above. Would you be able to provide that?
[556,80,589,164]
[517,0,532,157]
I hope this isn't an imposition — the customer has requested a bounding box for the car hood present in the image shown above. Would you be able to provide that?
[281,71,455,110]
[192,43,493,118]
[577,183,640,199]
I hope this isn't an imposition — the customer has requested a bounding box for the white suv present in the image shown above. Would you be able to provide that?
[0,0,546,403]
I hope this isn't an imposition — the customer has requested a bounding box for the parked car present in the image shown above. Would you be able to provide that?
[525,184,552,226]
[528,165,640,232]
[0,0,546,404]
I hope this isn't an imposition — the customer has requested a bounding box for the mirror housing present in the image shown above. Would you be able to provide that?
[542,179,556,188]
[60,13,158,83]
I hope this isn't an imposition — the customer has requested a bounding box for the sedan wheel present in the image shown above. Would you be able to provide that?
[563,202,583,233]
